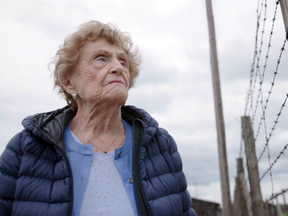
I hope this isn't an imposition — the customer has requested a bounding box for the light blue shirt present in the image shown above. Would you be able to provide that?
[63,119,137,216]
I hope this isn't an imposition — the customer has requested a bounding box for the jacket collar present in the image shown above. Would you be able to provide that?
[22,106,75,152]
[123,106,159,147]
[22,105,159,148]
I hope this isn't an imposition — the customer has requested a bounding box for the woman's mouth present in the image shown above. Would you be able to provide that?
[108,80,124,85]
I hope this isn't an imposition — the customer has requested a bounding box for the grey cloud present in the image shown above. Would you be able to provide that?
[1,0,287,205]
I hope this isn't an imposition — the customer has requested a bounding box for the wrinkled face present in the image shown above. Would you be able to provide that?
[65,38,130,106]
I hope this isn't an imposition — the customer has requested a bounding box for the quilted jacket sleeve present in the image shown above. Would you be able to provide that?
[166,132,197,216]
[0,132,25,215]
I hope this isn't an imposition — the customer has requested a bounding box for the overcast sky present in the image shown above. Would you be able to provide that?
[1,0,287,206]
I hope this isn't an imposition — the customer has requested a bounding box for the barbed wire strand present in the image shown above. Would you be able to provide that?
[266,188,288,202]
[244,39,286,163]
[247,89,288,183]
[254,38,287,143]
[244,0,265,116]
[260,143,288,181]
[248,21,281,197]
[251,1,280,124]
[241,0,265,158]
[240,0,287,207]
[244,39,287,187]
[248,0,268,117]
[249,143,288,195]
[244,66,287,205]
[257,93,288,162]
[244,1,283,164]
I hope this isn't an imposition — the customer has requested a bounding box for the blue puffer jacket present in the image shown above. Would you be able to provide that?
[0,105,196,216]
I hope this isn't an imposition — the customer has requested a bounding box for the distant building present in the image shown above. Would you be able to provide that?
[192,198,222,216]
[191,197,287,216]
[264,202,288,216]
[264,202,277,216]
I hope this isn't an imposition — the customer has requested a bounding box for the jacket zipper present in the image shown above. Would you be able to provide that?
[132,119,151,216]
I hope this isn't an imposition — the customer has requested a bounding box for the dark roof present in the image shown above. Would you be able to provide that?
[192,198,220,206]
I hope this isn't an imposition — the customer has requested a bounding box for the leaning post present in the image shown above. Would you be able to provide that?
[205,0,234,215]
[241,116,265,216]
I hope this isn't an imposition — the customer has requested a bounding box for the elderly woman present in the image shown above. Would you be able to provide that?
[0,21,196,216]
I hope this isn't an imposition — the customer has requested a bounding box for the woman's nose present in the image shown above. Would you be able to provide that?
[109,58,123,74]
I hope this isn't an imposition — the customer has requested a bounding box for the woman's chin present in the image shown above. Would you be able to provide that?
[102,92,128,105]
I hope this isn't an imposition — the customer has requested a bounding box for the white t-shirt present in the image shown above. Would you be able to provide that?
[79,151,135,216]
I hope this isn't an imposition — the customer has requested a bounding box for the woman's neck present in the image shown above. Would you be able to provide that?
[70,102,125,153]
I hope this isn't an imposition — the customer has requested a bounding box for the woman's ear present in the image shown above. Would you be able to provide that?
[62,75,77,96]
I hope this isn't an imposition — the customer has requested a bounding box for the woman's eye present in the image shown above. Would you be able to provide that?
[95,56,106,62]
[120,60,126,67]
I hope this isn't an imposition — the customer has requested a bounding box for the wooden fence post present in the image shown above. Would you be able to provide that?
[241,116,265,216]
[282,191,288,214]
[233,158,252,216]
[276,197,283,216]
[238,158,253,216]
[233,176,245,216]
[280,0,288,38]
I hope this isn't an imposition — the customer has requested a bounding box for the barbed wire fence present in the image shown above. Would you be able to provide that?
[234,0,288,215]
